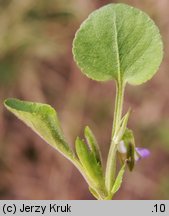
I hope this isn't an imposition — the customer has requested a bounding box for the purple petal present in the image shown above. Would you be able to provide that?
[136,147,150,159]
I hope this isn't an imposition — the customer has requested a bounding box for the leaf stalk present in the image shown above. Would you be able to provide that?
[105,80,125,197]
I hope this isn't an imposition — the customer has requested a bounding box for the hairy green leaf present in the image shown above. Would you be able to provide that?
[75,137,104,188]
[111,163,126,195]
[4,98,73,158]
[73,3,163,85]
[84,126,102,165]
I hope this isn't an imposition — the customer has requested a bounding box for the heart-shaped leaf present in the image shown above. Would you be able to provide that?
[73,3,163,85]
[4,98,73,158]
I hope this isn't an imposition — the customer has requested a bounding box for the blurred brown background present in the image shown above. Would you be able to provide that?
[0,0,169,200]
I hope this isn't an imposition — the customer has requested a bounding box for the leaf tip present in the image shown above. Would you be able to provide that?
[4,98,15,109]
[84,125,90,135]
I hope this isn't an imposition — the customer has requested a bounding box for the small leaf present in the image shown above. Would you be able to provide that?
[105,142,117,192]
[75,137,104,188]
[4,98,73,158]
[114,109,131,143]
[73,3,163,85]
[111,163,126,195]
[84,126,102,165]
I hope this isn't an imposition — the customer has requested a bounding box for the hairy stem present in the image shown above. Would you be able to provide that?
[105,81,125,197]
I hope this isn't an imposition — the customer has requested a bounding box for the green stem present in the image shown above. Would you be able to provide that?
[105,80,125,197]
[112,81,124,137]
[70,80,125,200]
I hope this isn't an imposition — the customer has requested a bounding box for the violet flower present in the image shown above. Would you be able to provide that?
[117,141,150,162]
[135,147,150,161]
